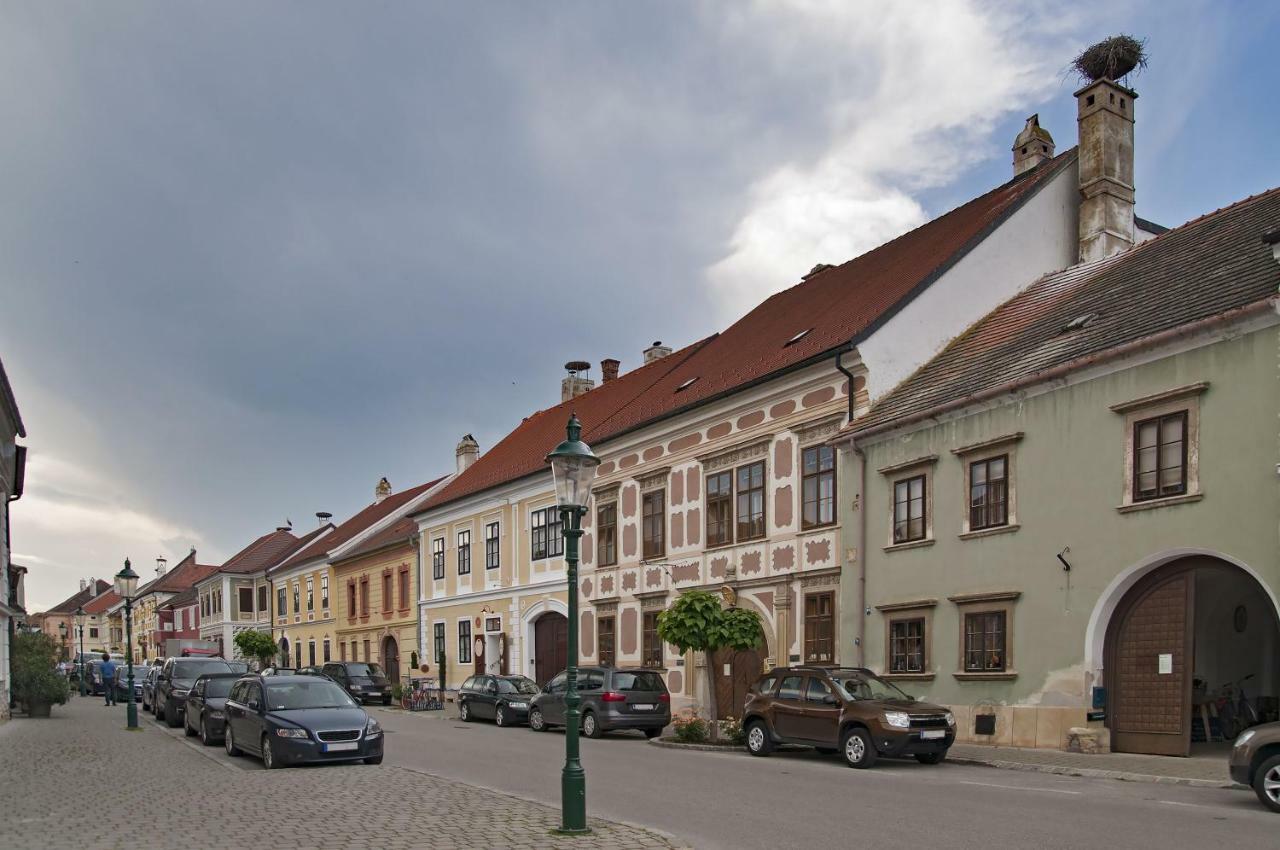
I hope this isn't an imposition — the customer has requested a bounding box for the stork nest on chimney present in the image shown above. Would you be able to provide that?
[1072,35,1147,83]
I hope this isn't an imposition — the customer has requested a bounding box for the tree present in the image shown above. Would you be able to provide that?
[657,590,762,738]
[232,629,278,670]
[12,631,70,711]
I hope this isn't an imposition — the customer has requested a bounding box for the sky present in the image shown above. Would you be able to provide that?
[3,1,1277,611]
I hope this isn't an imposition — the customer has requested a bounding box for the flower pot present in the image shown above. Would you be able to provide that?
[27,701,52,718]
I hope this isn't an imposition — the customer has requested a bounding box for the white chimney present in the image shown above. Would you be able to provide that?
[643,341,672,363]
[374,477,392,504]
[560,361,595,402]
[456,434,480,474]
[79,578,87,591]
[1012,114,1055,177]
[1076,78,1137,263]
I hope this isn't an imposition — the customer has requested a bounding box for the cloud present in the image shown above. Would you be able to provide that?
[705,0,1081,319]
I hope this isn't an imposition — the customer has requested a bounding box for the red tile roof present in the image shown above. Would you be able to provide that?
[416,152,1076,513]
[272,476,448,573]
[134,550,220,598]
[46,579,112,614]
[848,186,1280,438]
[333,516,417,564]
[81,589,121,615]
[210,526,328,578]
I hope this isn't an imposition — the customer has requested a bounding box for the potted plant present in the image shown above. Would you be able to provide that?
[13,632,70,717]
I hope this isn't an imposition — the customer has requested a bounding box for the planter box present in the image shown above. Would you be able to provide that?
[26,701,52,718]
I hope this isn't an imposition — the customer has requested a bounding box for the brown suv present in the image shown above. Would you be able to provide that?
[1228,720,1280,812]
[742,666,955,768]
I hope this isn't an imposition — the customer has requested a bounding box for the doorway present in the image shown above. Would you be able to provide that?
[278,637,289,668]
[1105,556,1279,755]
[533,613,568,686]
[713,645,765,721]
[382,636,400,685]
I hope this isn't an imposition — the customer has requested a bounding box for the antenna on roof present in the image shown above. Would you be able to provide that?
[316,511,332,528]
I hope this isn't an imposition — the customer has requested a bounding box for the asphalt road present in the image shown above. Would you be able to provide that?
[371,708,1278,849]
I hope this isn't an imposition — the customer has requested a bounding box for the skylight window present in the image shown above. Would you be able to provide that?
[784,328,813,347]
[1061,313,1101,333]
[675,377,699,393]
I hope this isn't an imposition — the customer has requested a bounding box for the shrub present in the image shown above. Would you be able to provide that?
[718,716,746,746]
[12,632,70,708]
[672,710,709,744]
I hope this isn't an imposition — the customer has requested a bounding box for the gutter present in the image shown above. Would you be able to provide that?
[413,532,423,673]
[848,296,1279,445]
[854,443,867,667]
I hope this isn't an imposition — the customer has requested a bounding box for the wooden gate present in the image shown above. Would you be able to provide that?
[382,636,400,684]
[713,646,764,721]
[533,613,568,687]
[1107,568,1194,756]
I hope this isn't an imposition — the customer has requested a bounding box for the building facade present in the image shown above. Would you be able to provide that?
[0,354,24,720]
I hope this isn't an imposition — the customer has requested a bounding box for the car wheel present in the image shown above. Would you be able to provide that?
[745,720,773,756]
[529,707,547,732]
[201,719,214,747]
[364,754,384,765]
[261,735,280,770]
[582,711,602,739]
[165,700,181,728]
[1253,754,1280,813]
[184,711,197,737]
[459,701,471,722]
[495,706,507,727]
[915,751,946,765]
[225,725,241,757]
[841,728,877,769]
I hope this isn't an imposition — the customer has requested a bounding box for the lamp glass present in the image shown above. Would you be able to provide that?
[114,560,139,599]
[550,453,599,509]
[74,607,86,629]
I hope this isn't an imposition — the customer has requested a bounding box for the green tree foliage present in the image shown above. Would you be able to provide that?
[657,590,762,738]
[232,629,278,669]
[12,631,70,708]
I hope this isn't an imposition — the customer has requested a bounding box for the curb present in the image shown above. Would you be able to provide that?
[647,737,744,753]
[946,755,1244,789]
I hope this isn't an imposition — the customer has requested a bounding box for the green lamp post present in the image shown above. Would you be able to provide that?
[545,413,600,835]
[73,605,87,696]
[114,558,140,729]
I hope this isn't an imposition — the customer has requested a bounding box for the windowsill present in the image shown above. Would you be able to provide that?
[958,523,1020,541]
[798,523,838,536]
[881,672,935,681]
[952,671,1018,681]
[1117,492,1202,513]
[883,538,934,553]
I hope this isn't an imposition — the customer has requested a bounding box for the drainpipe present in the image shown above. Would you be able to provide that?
[412,532,423,680]
[852,441,867,668]
[834,345,856,423]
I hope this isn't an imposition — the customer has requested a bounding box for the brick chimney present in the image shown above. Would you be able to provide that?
[1076,78,1137,262]
[561,361,594,402]
[643,341,672,363]
[600,358,620,383]
[1012,114,1055,176]
[374,477,392,504]
[456,433,479,474]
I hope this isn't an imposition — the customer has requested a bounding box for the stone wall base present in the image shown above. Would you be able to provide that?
[945,704,1103,751]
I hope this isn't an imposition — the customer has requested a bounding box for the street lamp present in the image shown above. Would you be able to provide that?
[58,621,67,662]
[545,413,600,835]
[114,558,140,729]
[73,606,87,696]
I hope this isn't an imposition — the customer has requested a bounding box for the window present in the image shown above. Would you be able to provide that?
[238,587,253,616]
[362,639,370,662]
[706,471,733,546]
[642,490,665,559]
[458,620,472,663]
[308,641,316,666]
[736,462,766,540]
[964,611,1006,673]
[1134,411,1187,500]
[805,677,833,703]
[320,575,329,609]
[306,577,314,612]
[295,642,303,669]
[598,615,616,666]
[804,592,834,663]
[88,627,99,638]
[350,641,358,662]
[277,587,286,616]
[434,622,446,662]
[346,583,356,619]
[432,537,445,581]
[531,508,563,560]
[968,455,1008,530]
[893,475,927,543]
[322,639,331,662]
[485,522,500,570]
[382,573,393,612]
[801,445,836,529]
[360,578,369,616]
[292,584,300,615]
[642,611,662,668]
[257,585,267,614]
[889,618,925,673]
[398,568,410,609]
[457,530,471,575]
[777,675,803,700]
[596,503,617,567]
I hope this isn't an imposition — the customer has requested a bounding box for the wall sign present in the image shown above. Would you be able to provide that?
[1157,653,1173,675]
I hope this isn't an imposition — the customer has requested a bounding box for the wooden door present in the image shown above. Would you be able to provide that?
[474,632,485,675]
[383,637,399,684]
[534,613,568,687]
[1107,569,1195,756]
[714,646,764,720]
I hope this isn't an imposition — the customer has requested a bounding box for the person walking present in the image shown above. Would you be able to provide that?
[99,652,118,706]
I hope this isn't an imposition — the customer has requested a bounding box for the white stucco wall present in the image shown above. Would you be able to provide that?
[858,161,1080,400]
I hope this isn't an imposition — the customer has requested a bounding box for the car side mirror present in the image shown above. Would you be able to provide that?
[822,695,838,706]
[248,699,262,712]
[487,684,498,695]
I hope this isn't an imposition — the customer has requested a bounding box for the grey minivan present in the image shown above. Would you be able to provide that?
[528,667,670,739]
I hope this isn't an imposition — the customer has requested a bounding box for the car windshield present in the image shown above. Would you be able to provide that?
[830,672,911,702]
[174,660,232,679]
[202,678,234,698]
[227,662,249,673]
[265,680,357,710]
[612,672,665,692]
[497,678,539,695]
[345,663,383,679]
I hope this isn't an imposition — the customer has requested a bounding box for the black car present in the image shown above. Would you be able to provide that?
[223,674,383,769]
[155,657,235,727]
[322,662,392,705]
[529,667,671,739]
[459,675,540,727]
[298,665,329,678]
[259,667,298,676]
[113,664,146,703]
[184,673,239,746]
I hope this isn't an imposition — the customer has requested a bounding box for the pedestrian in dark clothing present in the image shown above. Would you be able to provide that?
[100,652,118,706]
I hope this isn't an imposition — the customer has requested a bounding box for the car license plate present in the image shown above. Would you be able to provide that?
[920,729,945,740]
[632,704,654,711]
[323,742,358,752]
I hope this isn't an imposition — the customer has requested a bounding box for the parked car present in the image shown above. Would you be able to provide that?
[259,667,298,676]
[459,675,540,727]
[222,673,383,769]
[113,664,147,703]
[528,667,670,739]
[1229,721,1280,813]
[183,673,240,746]
[227,661,249,674]
[142,665,162,712]
[155,657,235,727]
[742,666,955,768]
[322,662,392,705]
[298,665,329,678]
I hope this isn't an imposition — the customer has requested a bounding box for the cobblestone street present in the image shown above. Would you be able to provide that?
[0,697,680,849]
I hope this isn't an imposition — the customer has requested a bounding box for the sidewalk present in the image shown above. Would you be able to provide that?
[1,697,681,849]
[948,742,1239,788]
